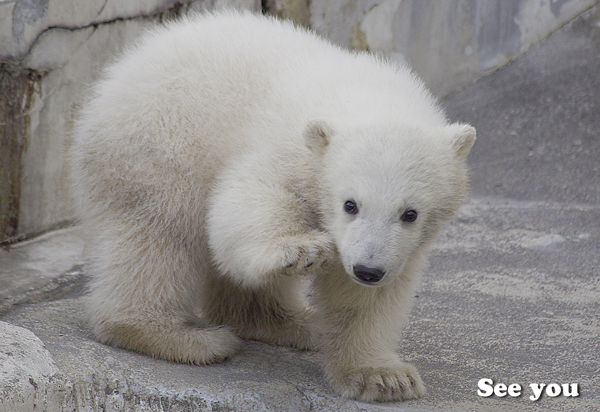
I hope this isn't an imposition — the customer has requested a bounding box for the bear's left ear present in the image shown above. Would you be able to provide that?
[304,120,334,155]
[447,123,476,160]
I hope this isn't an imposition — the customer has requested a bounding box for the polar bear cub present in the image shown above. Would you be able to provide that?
[71,11,475,402]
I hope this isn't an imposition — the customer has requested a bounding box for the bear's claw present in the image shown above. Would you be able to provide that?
[331,362,426,402]
[282,231,335,276]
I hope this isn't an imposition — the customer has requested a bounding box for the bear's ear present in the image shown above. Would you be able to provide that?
[304,120,334,155]
[447,123,476,160]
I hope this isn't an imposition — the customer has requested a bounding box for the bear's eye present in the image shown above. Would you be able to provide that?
[401,209,418,223]
[343,200,358,215]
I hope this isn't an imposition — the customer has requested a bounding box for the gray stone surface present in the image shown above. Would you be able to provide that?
[310,0,595,96]
[0,0,260,60]
[0,227,84,315]
[0,322,64,412]
[1,0,260,240]
[444,5,600,206]
[1,5,599,412]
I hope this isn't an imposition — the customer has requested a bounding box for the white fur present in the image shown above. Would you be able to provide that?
[71,10,475,402]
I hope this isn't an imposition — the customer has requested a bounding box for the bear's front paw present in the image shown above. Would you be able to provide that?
[330,362,426,402]
[282,231,335,276]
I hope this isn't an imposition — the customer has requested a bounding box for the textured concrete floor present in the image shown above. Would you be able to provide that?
[1,6,599,412]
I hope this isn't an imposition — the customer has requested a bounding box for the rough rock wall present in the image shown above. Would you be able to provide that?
[272,0,596,95]
[0,0,260,242]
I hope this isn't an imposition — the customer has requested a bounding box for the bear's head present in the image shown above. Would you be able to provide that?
[304,120,476,287]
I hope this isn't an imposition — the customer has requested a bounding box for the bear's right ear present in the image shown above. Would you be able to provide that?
[447,123,476,160]
[304,120,334,155]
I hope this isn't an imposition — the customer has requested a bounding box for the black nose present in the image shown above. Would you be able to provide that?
[353,265,385,284]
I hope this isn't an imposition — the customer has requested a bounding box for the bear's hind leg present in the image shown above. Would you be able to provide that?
[202,273,318,350]
[87,221,241,364]
[95,313,240,365]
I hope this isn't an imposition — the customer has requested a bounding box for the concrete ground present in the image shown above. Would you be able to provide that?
[1,6,599,412]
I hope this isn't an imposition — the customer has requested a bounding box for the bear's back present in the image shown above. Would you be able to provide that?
[77,11,445,158]
[71,11,446,226]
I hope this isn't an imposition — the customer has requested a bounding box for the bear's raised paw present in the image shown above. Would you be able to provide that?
[282,231,336,277]
[331,361,426,402]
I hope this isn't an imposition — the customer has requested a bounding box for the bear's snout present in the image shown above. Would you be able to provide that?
[353,265,385,284]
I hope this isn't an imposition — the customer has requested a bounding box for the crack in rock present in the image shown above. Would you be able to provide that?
[20,1,195,62]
